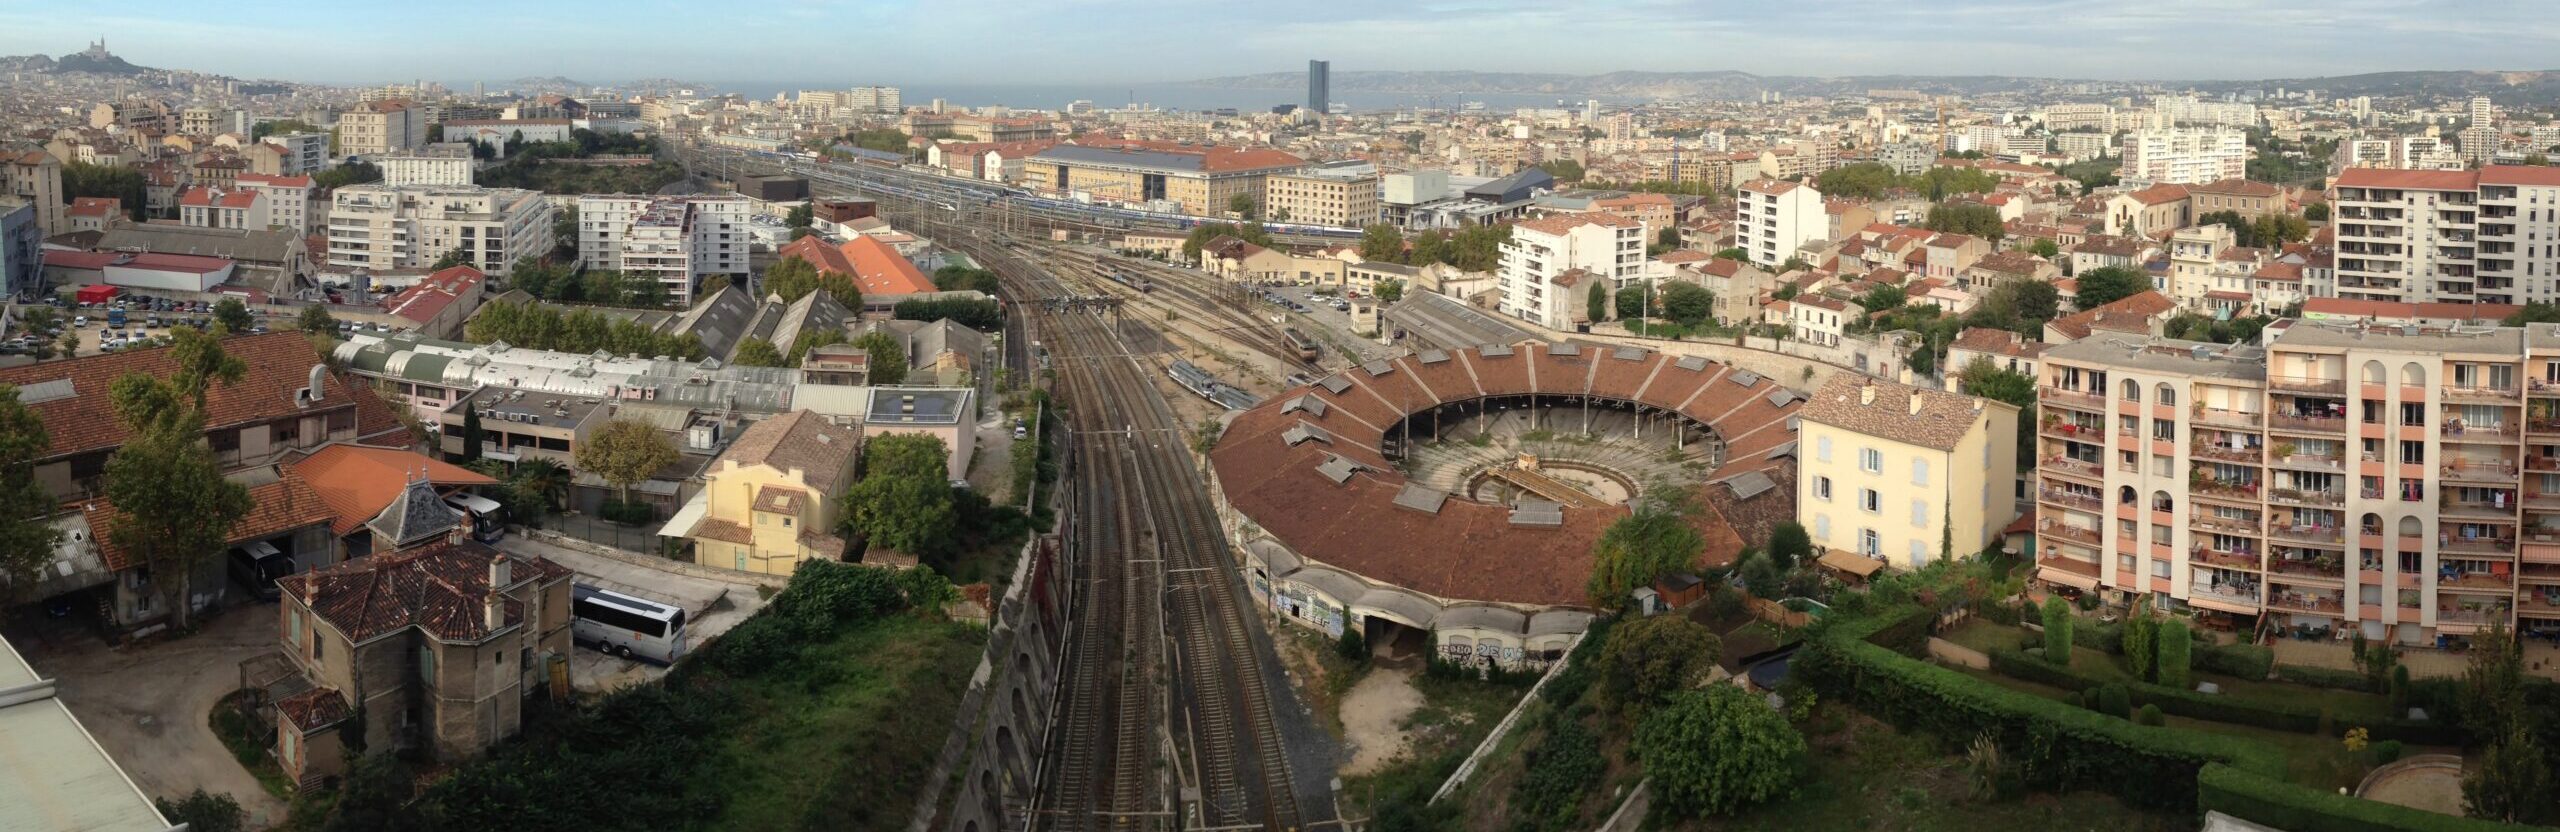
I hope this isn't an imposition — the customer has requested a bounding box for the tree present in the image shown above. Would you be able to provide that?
[785,203,814,233]
[1589,281,1613,324]
[1924,202,2006,240]
[1740,552,1785,600]
[169,326,248,411]
[853,330,907,385]
[512,458,571,514]
[2122,600,2158,683]
[1659,282,1714,327]
[1228,193,1256,220]
[2073,266,2149,311]
[2249,212,2310,247]
[312,160,383,190]
[429,248,473,270]
[1978,279,2060,333]
[732,337,787,367]
[2305,202,2330,222]
[1375,279,1404,303]
[572,419,678,503]
[1358,223,1406,262]
[0,386,60,591]
[787,329,848,364]
[2465,727,2556,825]
[154,790,245,832]
[1597,614,1721,716]
[2504,302,2560,326]
[1637,685,1806,817]
[1585,489,1703,610]
[251,118,320,141]
[2029,238,2060,258]
[61,162,146,220]
[2040,596,2073,663]
[103,375,251,631]
[2462,619,2529,744]
[1535,159,1585,182]
[1336,610,1368,661]
[297,304,338,336]
[1712,247,1750,262]
[460,404,485,462]
[1856,284,1907,315]
[1766,521,1811,570]
[2155,618,2192,689]
[1656,226,1682,251]
[1958,358,2036,409]
[211,298,255,334]
[842,435,955,555]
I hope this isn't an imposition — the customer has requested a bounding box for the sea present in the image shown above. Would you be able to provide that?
[702,82,1580,114]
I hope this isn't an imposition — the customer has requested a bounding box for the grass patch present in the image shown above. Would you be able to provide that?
[701,615,983,830]
[1939,619,2024,656]
[1675,706,2197,832]
[1340,670,1534,824]
[208,689,294,801]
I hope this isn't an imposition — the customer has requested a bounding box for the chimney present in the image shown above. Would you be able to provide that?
[1859,383,1876,406]
[482,591,504,631]
[488,553,510,589]
[1909,394,1925,416]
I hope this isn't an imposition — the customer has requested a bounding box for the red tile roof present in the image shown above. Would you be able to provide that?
[2046,290,2176,341]
[380,266,483,325]
[236,172,313,188]
[275,687,351,730]
[290,445,498,535]
[2127,184,2191,206]
[778,234,937,296]
[2333,168,2478,191]
[281,538,570,643]
[65,197,120,219]
[0,331,353,462]
[84,471,337,571]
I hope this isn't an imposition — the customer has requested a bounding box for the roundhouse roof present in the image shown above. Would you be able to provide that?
[1209,342,1801,609]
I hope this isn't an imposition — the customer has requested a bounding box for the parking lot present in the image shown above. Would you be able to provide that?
[15,296,411,359]
[494,534,771,693]
[1255,285,1397,368]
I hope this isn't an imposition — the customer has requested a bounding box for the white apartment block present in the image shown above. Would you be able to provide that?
[381,150,477,187]
[2039,104,2116,133]
[327,184,555,275]
[178,186,269,231]
[2121,128,2250,185]
[1734,179,1825,269]
[2054,133,2112,162]
[235,173,318,236]
[1496,213,1644,330]
[2329,166,2560,306]
[260,133,329,175]
[576,195,751,306]
[338,100,427,157]
[2153,94,2259,129]
[848,86,902,114]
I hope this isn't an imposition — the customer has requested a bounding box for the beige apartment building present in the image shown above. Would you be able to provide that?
[339,99,428,157]
[2331,165,2560,307]
[1797,376,2020,571]
[2034,323,2560,647]
[327,183,556,275]
[1265,166,1380,228]
[1020,142,1304,217]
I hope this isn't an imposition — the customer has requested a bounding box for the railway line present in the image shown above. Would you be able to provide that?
[1039,246,1314,372]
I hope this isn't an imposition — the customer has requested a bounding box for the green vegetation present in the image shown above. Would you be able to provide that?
[1582,179,1725,196]
[1180,221,1273,259]
[209,690,293,800]
[251,118,320,141]
[1639,684,1808,817]
[731,337,787,367]
[850,330,907,386]
[61,161,146,220]
[762,258,862,307]
[1816,162,2004,201]
[2055,157,2122,192]
[2040,597,2073,661]
[0,386,60,588]
[2073,266,2150,310]
[892,296,1001,330]
[831,129,916,157]
[1535,159,1585,182]
[2198,210,2313,248]
[476,131,682,194]
[156,790,245,832]
[842,434,954,556]
[464,300,707,359]
[1588,281,1611,324]
[930,265,1000,294]
[2246,129,2336,186]
[103,331,250,630]
[2164,310,2277,345]
[573,419,679,503]
[1584,488,1704,610]
[312,160,382,191]
[1924,202,2006,240]
[319,561,974,832]
[1595,615,1720,716]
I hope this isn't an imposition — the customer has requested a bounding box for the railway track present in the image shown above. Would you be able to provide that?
[1040,246,1314,372]
[720,161,1322,831]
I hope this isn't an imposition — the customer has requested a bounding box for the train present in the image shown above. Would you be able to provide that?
[1101,269,1155,293]
[1167,360,1260,411]
[1281,327,1319,362]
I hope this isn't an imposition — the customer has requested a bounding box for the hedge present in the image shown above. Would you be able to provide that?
[2275,663,2374,692]
[1987,649,2463,745]
[2197,763,2540,832]
[1803,611,2285,811]
[2193,642,2274,680]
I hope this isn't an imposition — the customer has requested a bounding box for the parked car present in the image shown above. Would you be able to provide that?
[227,541,294,602]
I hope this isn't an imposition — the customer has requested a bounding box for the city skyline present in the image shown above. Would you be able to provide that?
[6,0,2560,87]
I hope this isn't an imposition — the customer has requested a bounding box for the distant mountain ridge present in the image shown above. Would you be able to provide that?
[1193,68,2560,104]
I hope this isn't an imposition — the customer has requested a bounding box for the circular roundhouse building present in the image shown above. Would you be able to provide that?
[1206,341,1804,668]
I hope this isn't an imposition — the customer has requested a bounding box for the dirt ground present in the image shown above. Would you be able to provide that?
[8,606,290,827]
[1339,665,1426,776]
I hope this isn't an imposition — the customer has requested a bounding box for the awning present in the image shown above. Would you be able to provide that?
[658,490,711,539]
[2038,564,2100,591]
[1816,548,1886,579]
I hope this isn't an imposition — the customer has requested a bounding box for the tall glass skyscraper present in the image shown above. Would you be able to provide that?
[1307,59,1329,115]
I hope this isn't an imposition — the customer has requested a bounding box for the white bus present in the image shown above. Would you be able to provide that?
[571,585,688,665]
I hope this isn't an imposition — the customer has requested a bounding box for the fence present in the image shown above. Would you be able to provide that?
[536,511,668,555]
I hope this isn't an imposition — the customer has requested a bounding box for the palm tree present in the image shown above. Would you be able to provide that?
[512,458,571,510]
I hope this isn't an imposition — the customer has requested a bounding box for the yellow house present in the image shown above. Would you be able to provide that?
[687,411,860,575]
[1794,375,2020,571]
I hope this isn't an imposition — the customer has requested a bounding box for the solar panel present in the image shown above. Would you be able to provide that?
[1393,484,1448,515]
[1508,500,1565,527]
[1481,344,1515,358]
[1419,350,1450,365]
[1612,346,1646,361]
[17,378,74,404]
[1548,342,1582,356]
[1729,371,1762,387]
[1318,375,1352,394]
[1674,356,1709,372]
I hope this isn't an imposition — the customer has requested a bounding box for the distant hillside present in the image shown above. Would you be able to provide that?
[1195,68,2560,103]
[53,50,149,75]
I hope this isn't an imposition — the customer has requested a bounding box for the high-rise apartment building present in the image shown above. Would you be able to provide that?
[2,149,64,235]
[1307,60,1330,116]
[846,86,902,114]
[1264,164,1380,228]
[236,173,319,236]
[1495,213,1644,330]
[1733,179,1826,269]
[381,146,477,187]
[2121,128,2251,185]
[576,195,751,305]
[327,184,556,275]
[2331,165,2560,305]
[2034,324,2560,646]
[257,132,330,176]
[2039,103,2116,132]
[338,99,427,157]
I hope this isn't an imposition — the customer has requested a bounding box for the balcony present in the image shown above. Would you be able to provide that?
[2442,500,2518,521]
[2192,407,2263,430]
[2265,591,2345,615]
[2529,378,2560,399]
[2192,442,2263,464]
[2269,487,2345,508]
[2037,556,2102,586]
[2269,452,2346,474]
[2441,422,2518,442]
[2444,384,2523,404]
[2440,535,2518,556]
[2442,461,2520,485]
[2191,582,2264,608]
[2435,605,2511,628]
[2191,514,2262,535]
[2039,521,2101,547]
[2038,488,2103,511]
[2043,388,2105,412]
[2269,523,2346,546]
[2267,412,2347,434]
[2268,376,2346,395]
[2267,556,2344,580]
[2040,420,2105,442]
[2042,458,2104,484]
[2439,571,2515,591]
[2193,547,2263,571]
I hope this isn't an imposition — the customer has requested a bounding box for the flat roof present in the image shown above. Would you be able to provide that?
[0,636,174,832]
[2043,335,2268,381]
[866,388,970,426]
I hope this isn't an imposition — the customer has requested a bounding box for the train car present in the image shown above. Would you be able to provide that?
[1281,328,1319,361]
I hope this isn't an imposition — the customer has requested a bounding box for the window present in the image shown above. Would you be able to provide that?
[1861,489,1881,513]
[1814,476,1832,501]
[1910,539,1928,562]
[2400,402,2426,425]
[2153,454,2173,476]
[1912,499,1928,528]
[1816,436,1833,462]
[2152,418,2175,440]
[2400,440,2425,465]
[1814,515,1830,538]
[2153,559,2173,578]
[1859,529,1881,556]
[1859,448,1882,473]
[1912,459,1930,486]
[2156,384,2176,406]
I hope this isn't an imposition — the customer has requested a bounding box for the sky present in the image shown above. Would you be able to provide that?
[3,0,2559,86]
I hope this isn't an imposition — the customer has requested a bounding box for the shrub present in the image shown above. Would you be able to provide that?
[599,499,656,525]
[2155,619,2193,689]
[1637,684,1807,817]
[2388,665,2411,713]
[2040,597,2073,664]
[1984,648,2460,745]
[155,790,244,832]
[2123,607,2158,682]
[2072,617,2124,654]
[2276,663,2375,692]
[2195,642,2276,680]
[2370,740,2403,764]
[2137,704,2165,726]
[2097,684,2132,719]
[1337,620,1368,663]
[2198,762,2530,832]
[1514,716,1605,831]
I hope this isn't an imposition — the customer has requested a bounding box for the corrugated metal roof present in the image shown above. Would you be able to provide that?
[1033,143,1207,173]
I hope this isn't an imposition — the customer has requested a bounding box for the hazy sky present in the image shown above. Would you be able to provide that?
[4,0,2558,85]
